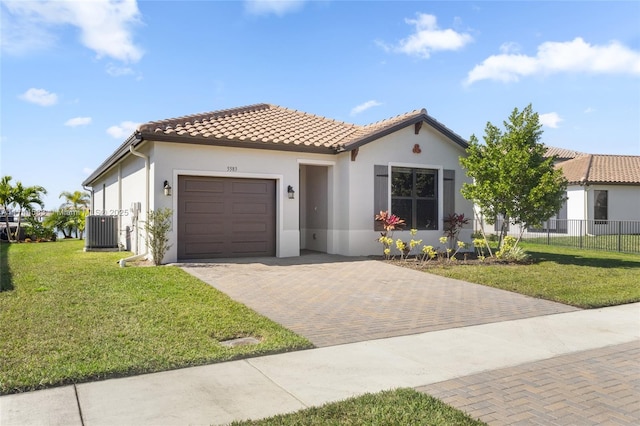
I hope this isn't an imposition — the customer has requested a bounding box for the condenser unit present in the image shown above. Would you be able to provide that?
[85,215,119,250]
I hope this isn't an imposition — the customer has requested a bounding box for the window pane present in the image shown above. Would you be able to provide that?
[594,190,608,221]
[415,170,437,198]
[391,199,413,228]
[417,200,437,230]
[391,168,413,197]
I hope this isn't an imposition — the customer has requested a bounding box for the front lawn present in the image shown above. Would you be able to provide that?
[421,243,640,308]
[0,240,312,394]
[231,388,485,426]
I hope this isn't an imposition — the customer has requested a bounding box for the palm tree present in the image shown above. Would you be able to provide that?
[59,190,90,238]
[0,176,14,240]
[44,209,74,239]
[12,183,47,241]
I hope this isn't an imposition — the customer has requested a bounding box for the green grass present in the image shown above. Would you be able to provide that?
[424,243,640,308]
[0,240,312,394]
[521,234,640,254]
[231,388,485,426]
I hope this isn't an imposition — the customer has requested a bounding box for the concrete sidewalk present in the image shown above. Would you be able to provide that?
[1,303,638,426]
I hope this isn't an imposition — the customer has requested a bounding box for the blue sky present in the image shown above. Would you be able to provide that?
[2,0,639,210]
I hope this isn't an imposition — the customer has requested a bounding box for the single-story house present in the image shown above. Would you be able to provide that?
[556,153,640,234]
[82,103,473,263]
[486,147,640,236]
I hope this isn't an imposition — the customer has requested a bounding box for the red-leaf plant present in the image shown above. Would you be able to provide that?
[375,210,406,258]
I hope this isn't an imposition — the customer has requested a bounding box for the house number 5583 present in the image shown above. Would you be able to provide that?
[227,166,238,172]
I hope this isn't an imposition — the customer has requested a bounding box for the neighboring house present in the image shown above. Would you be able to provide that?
[556,153,640,234]
[481,147,640,237]
[82,104,473,263]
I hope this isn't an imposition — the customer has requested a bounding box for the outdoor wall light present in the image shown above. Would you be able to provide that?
[287,185,295,199]
[163,180,172,196]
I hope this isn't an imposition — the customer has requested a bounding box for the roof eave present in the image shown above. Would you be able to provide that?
[82,132,143,186]
[141,132,337,154]
[341,113,468,152]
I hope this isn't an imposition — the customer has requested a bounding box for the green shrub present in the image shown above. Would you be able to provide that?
[143,208,172,266]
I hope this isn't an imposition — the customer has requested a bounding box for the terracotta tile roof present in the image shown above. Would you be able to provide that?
[557,154,640,185]
[137,103,447,151]
[544,146,586,161]
[83,103,468,186]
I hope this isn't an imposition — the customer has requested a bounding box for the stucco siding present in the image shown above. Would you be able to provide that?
[566,187,586,221]
[585,185,640,222]
[86,121,472,261]
[152,142,336,262]
[343,125,472,256]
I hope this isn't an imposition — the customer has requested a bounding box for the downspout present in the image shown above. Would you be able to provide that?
[82,185,93,214]
[117,164,123,248]
[581,154,593,236]
[119,136,149,267]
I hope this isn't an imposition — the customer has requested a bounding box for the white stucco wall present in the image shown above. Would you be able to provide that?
[566,186,586,221]
[88,144,149,254]
[590,185,640,221]
[87,122,472,261]
[152,142,338,263]
[341,125,472,256]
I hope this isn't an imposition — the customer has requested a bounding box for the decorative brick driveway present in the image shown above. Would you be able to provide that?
[180,253,578,347]
[417,340,640,425]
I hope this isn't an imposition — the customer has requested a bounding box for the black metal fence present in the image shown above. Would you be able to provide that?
[475,219,640,254]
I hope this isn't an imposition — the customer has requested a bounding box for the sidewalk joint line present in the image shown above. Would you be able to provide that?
[244,359,310,409]
[73,384,85,426]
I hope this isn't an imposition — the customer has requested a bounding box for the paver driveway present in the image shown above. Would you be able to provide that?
[180,253,579,347]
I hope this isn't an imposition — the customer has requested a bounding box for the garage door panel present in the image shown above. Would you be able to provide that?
[184,223,224,235]
[231,241,269,254]
[184,179,225,193]
[232,202,268,214]
[178,176,275,259]
[183,242,225,256]
[231,181,269,194]
[231,222,268,233]
[184,201,225,214]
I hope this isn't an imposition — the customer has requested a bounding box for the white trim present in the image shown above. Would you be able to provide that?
[297,158,337,166]
[171,169,285,257]
[387,162,444,231]
[297,160,336,254]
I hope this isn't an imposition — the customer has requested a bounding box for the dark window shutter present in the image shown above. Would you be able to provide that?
[374,165,388,231]
[443,169,455,220]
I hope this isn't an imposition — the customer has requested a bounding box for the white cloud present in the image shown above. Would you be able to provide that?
[383,13,473,59]
[584,107,595,114]
[19,88,58,106]
[539,112,563,128]
[106,64,135,77]
[244,0,305,16]
[2,0,143,63]
[466,37,640,85]
[350,100,382,116]
[107,121,140,139]
[499,42,521,54]
[82,167,94,175]
[65,117,92,127]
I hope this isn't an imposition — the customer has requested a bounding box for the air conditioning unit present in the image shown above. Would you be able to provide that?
[85,215,119,250]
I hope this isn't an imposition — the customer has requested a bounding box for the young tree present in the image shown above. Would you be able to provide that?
[59,190,90,238]
[11,182,47,241]
[460,104,567,249]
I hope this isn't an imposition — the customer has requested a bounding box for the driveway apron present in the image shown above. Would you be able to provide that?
[179,253,579,347]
